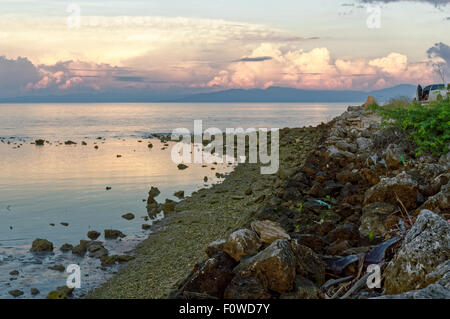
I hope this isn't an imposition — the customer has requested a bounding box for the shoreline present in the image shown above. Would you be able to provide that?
[88,125,327,298]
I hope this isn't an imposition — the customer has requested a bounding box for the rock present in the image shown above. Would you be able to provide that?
[174,190,185,199]
[60,222,69,227]
[280,276,319,299]
[148,186,160,198]
[9,270,19,276]
[8,289,24,297]
[326,240,351,256]
[81,141,87,145]
[335,140,357,153]
[326,223,360,245]
[384,144,404,170]
[234,240,296,294]
[60,243,73,252]
[291,233,324,253]
[72,240,89,256]
[30,238,53,252]
[177,164,188,170]
[88,243,108,258]
[359,202,398,237]
[290,240,326,285]
[148,143,153,148]
[121,213,135,220]
[30,288,40,295]
[180,251,236,298]
[87,231,101,240]
[205,239,227,258]
[49,265,65,272]
[47,286,74,299]
[364,172,419,210]
[384,210,450,294]
[224,273,271,299]
[163,199,176,213]
[419,181,450,215]
[375,283,450,299]
[117,255,135,263]
[250,220,290,244]
[64,140,76,145]
[223,229,262,262]
[35,139,45,146]
[142,224,151,230]
[104,229,125,239]
[100,255,119,266]
[356,137,373,152]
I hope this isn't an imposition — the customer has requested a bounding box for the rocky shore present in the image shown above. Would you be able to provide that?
[90,101,449,299]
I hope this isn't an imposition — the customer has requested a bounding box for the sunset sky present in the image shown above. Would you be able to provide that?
[0,0,449,98]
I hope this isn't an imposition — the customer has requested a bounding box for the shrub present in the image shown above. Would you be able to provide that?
[376,98,450,156]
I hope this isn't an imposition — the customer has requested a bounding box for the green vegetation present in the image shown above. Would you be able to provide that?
[372,97,450,156]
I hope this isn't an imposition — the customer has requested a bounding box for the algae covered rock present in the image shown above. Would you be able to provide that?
[30,238,53,252]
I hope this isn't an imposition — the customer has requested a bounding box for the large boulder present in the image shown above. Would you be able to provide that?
[384,210,450,294]
[223,229,262,262]
[233,239,296,294]
[364,172,419,210]
[250,220,290,244]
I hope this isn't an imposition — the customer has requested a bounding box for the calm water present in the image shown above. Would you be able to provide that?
[0,102,355,298]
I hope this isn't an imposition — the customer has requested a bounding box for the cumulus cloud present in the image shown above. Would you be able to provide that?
[0,56,41,97]
[207,44,435,90]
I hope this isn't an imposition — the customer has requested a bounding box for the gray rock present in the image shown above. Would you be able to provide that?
[384,210,450,294]
[356,137,373,151]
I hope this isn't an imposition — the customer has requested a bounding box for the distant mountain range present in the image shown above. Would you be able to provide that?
[0,84,416,103]
[176,85,416,103]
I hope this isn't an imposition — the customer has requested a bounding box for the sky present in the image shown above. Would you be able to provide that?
[0,0,449,98]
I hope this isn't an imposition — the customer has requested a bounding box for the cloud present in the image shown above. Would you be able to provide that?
[359,0,449,6]
[427,42,450,64]
[207,44,436,90]
[233,56,273,62]
[0,56,41,97]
